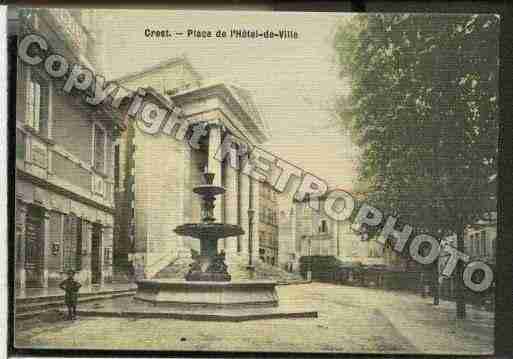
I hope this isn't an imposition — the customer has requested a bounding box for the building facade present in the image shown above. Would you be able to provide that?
[12,9,125,289]
[278,192,407,271]
[440,213,497,272]
[464,215,497,266]
[114,59,271,278]
[258,181,279,266]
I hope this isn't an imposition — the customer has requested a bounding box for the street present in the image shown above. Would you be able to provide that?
[15,283,493,354]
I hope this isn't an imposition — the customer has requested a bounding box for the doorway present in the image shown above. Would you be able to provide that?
[25,205,45,287]
[91,223,102,285]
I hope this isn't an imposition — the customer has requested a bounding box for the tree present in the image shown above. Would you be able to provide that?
[334,14,499,318]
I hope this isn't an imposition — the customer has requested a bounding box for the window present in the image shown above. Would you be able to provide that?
[93,123,106,173]
[481,230,487,256]
[320,220,328,233]
[27,72,50,137]
[16,129,26,160]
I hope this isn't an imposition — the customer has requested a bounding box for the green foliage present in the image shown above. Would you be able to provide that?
[334,14,499,236]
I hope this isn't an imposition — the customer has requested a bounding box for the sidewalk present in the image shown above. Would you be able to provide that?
[16,283,137,300]
[15,282,493,354]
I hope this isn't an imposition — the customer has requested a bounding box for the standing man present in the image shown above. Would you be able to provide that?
[59,270,82,320]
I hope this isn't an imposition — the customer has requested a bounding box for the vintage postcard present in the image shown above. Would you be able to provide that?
[9,7,498,355]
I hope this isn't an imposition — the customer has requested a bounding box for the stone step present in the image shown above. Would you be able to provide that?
[65,307,318,322]
[17,288,135,305]
[16,291,135,316]
[155,254,304,283]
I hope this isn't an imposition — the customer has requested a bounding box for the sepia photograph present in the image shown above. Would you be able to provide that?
[8,7,499,355]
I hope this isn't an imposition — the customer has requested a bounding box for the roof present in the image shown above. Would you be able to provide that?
[227,84,270,135]
[114,55,202,85]
[171,82,270,144]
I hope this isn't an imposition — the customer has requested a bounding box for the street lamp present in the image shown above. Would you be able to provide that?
[307,235,312,281]
[247,176,255,277]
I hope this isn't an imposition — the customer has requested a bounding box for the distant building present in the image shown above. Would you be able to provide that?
[278,191,407,271]
[438,213,496,300]
[464,214,497,266]
[441,212,497,270]
[114,58,272,278]
[12,9,125,289]
[258,181,279,266]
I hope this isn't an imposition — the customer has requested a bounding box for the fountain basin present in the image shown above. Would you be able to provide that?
[174,223,244,239]
[193,184,226,197]
[134,279,279,309]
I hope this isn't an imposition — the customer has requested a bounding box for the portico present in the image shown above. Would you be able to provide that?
[119,82,270,278]
[172,83,271,265]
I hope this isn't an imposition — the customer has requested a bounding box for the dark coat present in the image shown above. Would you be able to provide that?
[59,278,81,305]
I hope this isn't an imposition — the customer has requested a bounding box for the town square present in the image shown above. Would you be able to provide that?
[9,7,498,355]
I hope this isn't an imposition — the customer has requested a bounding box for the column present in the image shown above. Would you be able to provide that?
[99,226,105,286]
[42,210,51,288]
[251,176,261,264]
[207,123,222,222]
[239,157,250,255]
[178,142,193,258]
[224,144,239,255]
[15,199,27,290]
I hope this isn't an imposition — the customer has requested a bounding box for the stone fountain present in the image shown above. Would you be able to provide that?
[175,172,241,282]
[133,172,280,309]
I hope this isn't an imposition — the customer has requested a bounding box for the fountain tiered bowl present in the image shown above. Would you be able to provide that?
[134,172,280,309]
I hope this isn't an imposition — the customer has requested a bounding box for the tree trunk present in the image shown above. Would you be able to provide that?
[456,223,466,319]
[433,258,440,305]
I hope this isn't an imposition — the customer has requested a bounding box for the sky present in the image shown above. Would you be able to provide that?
[97,10,360,191]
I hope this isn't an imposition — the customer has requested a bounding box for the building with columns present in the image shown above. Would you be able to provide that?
[12,9,125,289]
[114,58,271,278]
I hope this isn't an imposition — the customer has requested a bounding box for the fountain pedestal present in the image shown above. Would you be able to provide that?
[134,280,279,308]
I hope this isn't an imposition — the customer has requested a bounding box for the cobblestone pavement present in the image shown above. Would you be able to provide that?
[15,283,493,354]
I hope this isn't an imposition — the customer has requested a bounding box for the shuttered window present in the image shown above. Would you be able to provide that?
[16,129,26,160]
[93,124,106,173]
[27,72,49,137]
[481,230,487,256]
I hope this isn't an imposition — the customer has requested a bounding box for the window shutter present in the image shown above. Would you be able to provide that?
[94,125,106,172]
[33,81,41,132]
[76,219,82,270]
[39,82,49,136]
[26,80,34,128]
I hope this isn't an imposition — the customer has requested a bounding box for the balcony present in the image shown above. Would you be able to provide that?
[16,124,114,210]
